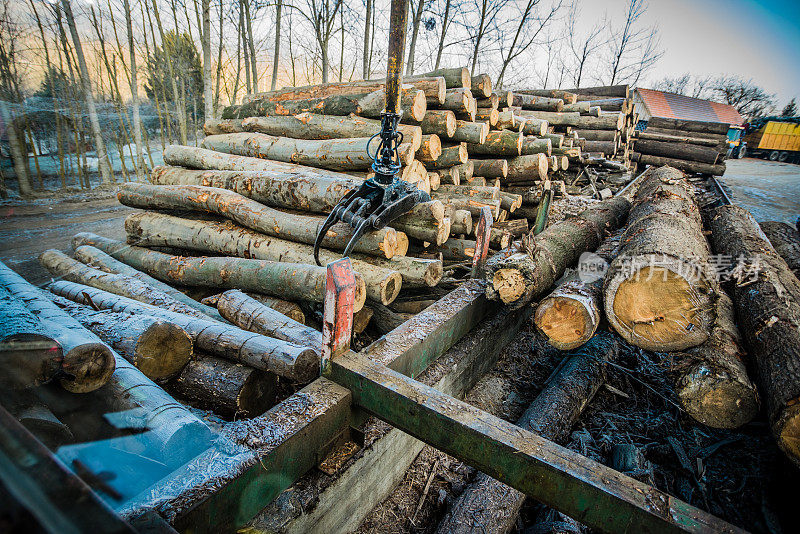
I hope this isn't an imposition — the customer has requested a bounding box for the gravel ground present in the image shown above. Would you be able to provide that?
[718,158,800,224]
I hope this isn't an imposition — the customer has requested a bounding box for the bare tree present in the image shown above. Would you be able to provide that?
[60,0,115,185]
[603,0,662,86]
[565,2,604,89]
[495,0,561,88]
[363,0,372,78]
[406,0,428,75]
[782,98,797,117]
[295,0,343,83]
[711,76,776,119]
[272,0,283,90]
[242,0,258,91]
[465,0,508,76]
[202,0,212,120]
[653,73,713,99]
[433,0,452,69]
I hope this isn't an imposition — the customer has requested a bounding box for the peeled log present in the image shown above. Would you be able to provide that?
[604,167,718,351]
[72,244,225,322]
[242,113,422,152]
[485,196,630,307]
[216,290,321,349]
[0,261,114,393]
[673,291,759,429]
[632,153,725,176]
[708,204,800,464]
[435,333,618,534]
[49,295,192,382]
[759,221,800,278]
[123,213,401,305]
[466,130,522,157]
[172,354,277,417]
[48,281,319,382]
[202,133,375,171]
[466,162,503,182]
[39,249,209,320]
[118,182,397,259]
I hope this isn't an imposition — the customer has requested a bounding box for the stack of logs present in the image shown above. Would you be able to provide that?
[632,116,729,176]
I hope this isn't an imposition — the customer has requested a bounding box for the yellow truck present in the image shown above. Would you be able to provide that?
[741,118,800,162]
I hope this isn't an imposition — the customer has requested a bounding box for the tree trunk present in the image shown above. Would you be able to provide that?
[646,117,729,136]
[49,295,192,382]
[470,74,492,98]
[471,158,508,178]
[202,0,213,121]
[202,132,375,171]
[448,121,488,144]
[123,0,145,180]
[406,0,426,75]
[60,0,114,184]
[406,109,457,137]
[604,167,718,351]
[633,139,721,165]
[708,204,800,465]
[172,354,277,417]
[485,196,630,307]
[271,0,282,91]
[416,67,469,89]
[242,0,257,91]
[521,137,551,156]
[760,221,800,278]
[216,290,321,349]
[466,130,522,156]
[422,144,468,169]
[436,333,618,534]
[362,0,371,79]
[118,182,397,259]
[631,153,725,176]
[122,212,402,304]
[48,280,319,382]
[39,249,209,320]
[511,93,564,112]
[505,154,548,182]
[0,261,114,393]
[72,242,225,322]
[0,101,31,196]
[204,119,246,135]
[222,92,367,119]
[244,79,445,106]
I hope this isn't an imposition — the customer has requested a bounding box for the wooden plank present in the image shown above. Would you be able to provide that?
[327,351,746,534]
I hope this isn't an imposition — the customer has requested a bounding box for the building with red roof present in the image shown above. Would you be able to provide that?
[634,88,744,128]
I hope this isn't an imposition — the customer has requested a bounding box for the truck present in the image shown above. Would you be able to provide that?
[737,116,800,162]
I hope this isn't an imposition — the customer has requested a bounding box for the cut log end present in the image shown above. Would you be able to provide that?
[377,272,403,305]
[59,343,116,393]
[606,262,715,352]
[676,364,760,429]
[534,295,598,351]
[777,405,800,461]
[492,268,527,304]
[134,321,193,382]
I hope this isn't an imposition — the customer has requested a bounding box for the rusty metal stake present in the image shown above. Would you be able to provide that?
[321,258,357,376]
[471,206,493,278]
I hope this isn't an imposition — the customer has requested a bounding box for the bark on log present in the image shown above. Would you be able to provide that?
[505,154,549,182]
[454,161,475,183]
[521,118,548,137]
[393,216,451,245]
[494,110,515,131]
[708,204,800,464]
[123,213,401,304]
[435,333,618,534]
[647,117,730,136]
[471,159,508,178]
[521,137,552,156]
[222,92,371,119]
[673,291,759,429]
[759,221,800,278]
[604,167,718,351]
[242,79,444,105]
[436,184,499,200]
[642,127,728,144]
[120,182,397,258]
[406,109,457,137]
[428,171,441,191]
[515,89,577,104]
[203,119,244,135]
[485,196,630,307]
[172,354,277,417]
[242,113,422,152]
[49,295,192,382]
[48,281,319,382]
[369,303,413,334]
[39,249,209,320]
[520,111,624,130]
[636,131,722,147]
[449,120,489,144]
[474,94,499,110]
[510,93,564,112]
[583,140,616,156]
[575,129,617,141]
[0,261,114,393]
[414,67,470,89]
[0,285,62,388]
[424,144,468,169]
[431,195,501,218]
[561,101,596,114]
[216,290,321,349]
[352,255,443,287]
[415,134,443,162]
[565,85,630,98]
[543,133,564,149]
[634,139,721,165]
[202,292,306,324]
[632,154,725,176]
[72,244,225,322]
[440,88,473,114]
[466,131,522,157]
[475,108,499,127]
[503,185,542,205]
[450,210,473,235]
[470,74,492,98]
[202,132,376,171]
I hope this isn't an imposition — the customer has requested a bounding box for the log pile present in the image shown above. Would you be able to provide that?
[632,117,729,176]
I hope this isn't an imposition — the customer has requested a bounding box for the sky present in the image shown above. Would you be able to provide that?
[579,0,800,107]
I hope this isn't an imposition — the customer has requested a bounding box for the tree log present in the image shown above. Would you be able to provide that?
[634,139,721,165]
[505,154,549,182]
[123,213,401,304]
[440,88,473,114]
[453,161,474,183]
[449,120,488,144]
[49,295,192,382]
[575,129,617,141]
[475,94,499,110]
[39,249,209,320]
[470,74,492,98]
[203,119,245,135]
[515,89,577,104]
[636,131,722,147]
[222,94,365,119]
[708,204,800,464]
[120,182,397,259]
[216,290,321,348]
[352,255,443,287]
[642,127,728,144]
[436,184,499,200]
[466,130,522,156]
[202,133,376,171]
[424,143,468,168]
[486,196,630,307]
[521,137,552,156]
[415,134,443,162]
[72,243,225,322]
[242,113,422,152]
[632,153,725,176]
[414,67,470,89]
[510,93,564,112]
[475,108,499,127]
[583,140,616,156]
[604,167,718,351]
[203,292,306,324]
[431,195,501,218]
[48,281,319,382]
[494,110,515,130]
[543,133,564,149]
[566,84,630,98]
[471,159,508,179]
[406,109,456,137]
[435,333,618,534]
[759,221,800,278]
[243,79,443,105]
[450,209,473,235]
[521,118,548,136]
[647,117,730,136]
[0,261,114,393]
[172,354,277,417]
[520,111,624,130]
[368,303,413,334]
[392,216,451,245]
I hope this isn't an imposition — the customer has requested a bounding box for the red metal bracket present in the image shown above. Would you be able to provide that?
[321,258,357,376]
[471,206,493,278]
